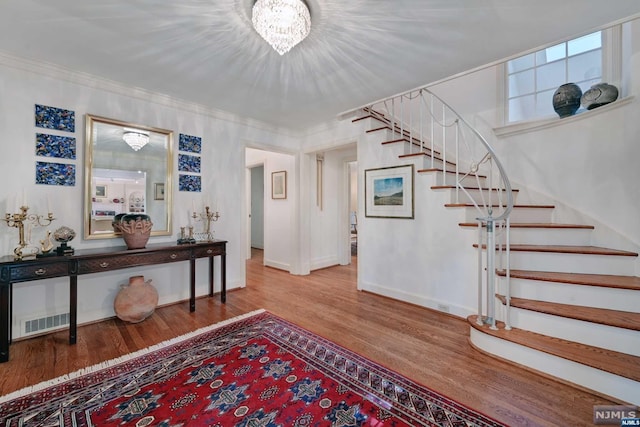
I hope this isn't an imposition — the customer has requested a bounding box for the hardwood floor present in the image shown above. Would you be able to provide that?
[0,248,619,426]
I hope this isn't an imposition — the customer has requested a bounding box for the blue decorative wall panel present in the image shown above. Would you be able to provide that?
[179,134,202,153]
[36,133,76,159]
[36,161,76,186]
[179,174,201,192]
[35,104,75,133]
[178,154,201,173]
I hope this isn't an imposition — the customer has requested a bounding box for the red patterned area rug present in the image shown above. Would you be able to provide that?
[0,309,504,426]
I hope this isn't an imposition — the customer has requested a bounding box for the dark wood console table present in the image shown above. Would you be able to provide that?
[0,240,226,363]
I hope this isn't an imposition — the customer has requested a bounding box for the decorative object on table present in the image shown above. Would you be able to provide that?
[177,226,196,244]
[113,214,153,249]
[3,205,56,260]
[552,83,583,118]
[580,82,619,110]
[53,226,76,255]
[113,275,159,323]
[365,164,415,219]
[34,104,75,133]
[192,205,220,241]
[39,230,55,256]
[0,311,506,427]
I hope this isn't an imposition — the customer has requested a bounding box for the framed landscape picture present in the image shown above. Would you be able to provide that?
[365,164,414,219]
[272,170,287,199]
[95,185,107,197]
[154,183,165,200]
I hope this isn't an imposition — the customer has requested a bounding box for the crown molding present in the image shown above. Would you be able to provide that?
[0,50,301,138]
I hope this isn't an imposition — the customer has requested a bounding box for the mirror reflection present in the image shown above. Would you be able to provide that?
[84,115,173,239]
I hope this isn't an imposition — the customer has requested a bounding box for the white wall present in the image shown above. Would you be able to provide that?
[298,18,640,314]
[0,55,295,338]
[427,20,640,254]
[245,148,295,272]
[307,145,356,270]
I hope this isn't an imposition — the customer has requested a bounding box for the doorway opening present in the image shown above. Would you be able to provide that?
[249,164,264,256]
[349,161,357,257]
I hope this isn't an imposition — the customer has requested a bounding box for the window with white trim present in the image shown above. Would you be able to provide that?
[506,31,605,123]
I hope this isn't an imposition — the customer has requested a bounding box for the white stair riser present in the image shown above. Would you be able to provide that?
[508,208,555,223]
[463,226,592,245]
[501,228,593,246]
[469,329,640,406]
[498,306,640,357]
[435,188,518,205]
[497,277,640,313]
[456,207,554,223]
[506,251,637,275]
[430,172,487,187]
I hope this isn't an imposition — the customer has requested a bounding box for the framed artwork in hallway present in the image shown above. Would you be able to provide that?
[365,164,414,219]
[272,170,287,199]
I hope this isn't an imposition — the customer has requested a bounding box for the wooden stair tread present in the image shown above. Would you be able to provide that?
[432,185,519,192]
[445,203,555,209]
[352,114,375,123]
[366,125,391,133]
[354,112,388,125]
[497,269,640,291]
[496,295,640,331]
[460,222,594,229]
[388,141,440,156]
[394,150,454,166]
[474,244,639,256]
[468,315,640,382]
[418,168,487,178]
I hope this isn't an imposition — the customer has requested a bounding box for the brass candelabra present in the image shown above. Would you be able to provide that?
[191,206,220,242]
[4,205,55,260]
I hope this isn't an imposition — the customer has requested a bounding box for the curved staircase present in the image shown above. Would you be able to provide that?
[354,108,640,405]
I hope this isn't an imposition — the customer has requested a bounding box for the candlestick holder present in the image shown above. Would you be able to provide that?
[3,205,55,260]
[177,226,196,244]
[192,206,220,242]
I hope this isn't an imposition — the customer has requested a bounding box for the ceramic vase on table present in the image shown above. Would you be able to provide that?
[113,214,153,249]
[114,275,159,323]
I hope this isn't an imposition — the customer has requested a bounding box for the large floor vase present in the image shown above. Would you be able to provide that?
[114,275,159,323]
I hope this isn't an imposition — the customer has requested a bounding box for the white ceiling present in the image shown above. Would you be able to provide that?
[1,0,639,130]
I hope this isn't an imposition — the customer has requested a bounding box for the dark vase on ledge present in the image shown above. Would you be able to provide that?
[552,83,583,118]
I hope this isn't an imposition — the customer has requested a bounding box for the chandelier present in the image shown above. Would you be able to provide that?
[122,132,150,151]
[252,0,311,55]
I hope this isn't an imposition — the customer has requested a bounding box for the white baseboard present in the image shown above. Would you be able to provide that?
[359,280,475,319]
[310,255,340,271]
[264,259,290,272]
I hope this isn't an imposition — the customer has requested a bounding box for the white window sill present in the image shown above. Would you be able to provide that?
[494,96,634,138]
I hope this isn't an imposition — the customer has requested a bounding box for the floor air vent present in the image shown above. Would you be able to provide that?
[24,313,70,335]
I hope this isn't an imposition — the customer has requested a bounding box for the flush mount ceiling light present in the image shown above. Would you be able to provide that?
[252,0,311,55]
[122,131,150,151]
